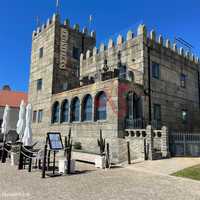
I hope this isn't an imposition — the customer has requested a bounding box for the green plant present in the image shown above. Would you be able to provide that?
[64,128,73,174]
[97,129,105,156]
[73,142,82,150]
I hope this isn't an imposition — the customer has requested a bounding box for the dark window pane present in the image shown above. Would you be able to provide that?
[153,104,161,121]
[73,47,80,60]
[52,102,60,123]
[71,98,80,122]
[152,62,160,79]
[83,95,92,121]
[33,111,37,123]
[39,47,43,58]
[180,73,186,88]
[37,79,42,91]
[119,65,127,79]
[96,92,107,120]
[38,110,43,123]
[61,100,69,122]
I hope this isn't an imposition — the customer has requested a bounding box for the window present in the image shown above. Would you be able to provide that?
[181,110,188,123]
[127,92,134,119]
[52,102,60,123]
[119,65,127,79]
[180,73,186,88]
[152,62,160,79]
[71,97,80,122]
[73,47,80,60]
[38,110,43,123]
[37,79,42,91]
[95,92,107,120]
[61,100,69,123]
[39,47,43,58]
[82,95,92,121]
[128,71,134,82]
[153,104,161,121]
[33,111,37,123]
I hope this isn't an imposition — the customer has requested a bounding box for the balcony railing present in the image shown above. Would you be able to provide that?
[125,118,162,130]
[125,118,145,129]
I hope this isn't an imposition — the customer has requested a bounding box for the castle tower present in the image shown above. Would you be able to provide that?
[28,14,96,138]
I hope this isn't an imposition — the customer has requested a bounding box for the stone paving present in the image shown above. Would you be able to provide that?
[125,157,200,175]
[1,161,200,200]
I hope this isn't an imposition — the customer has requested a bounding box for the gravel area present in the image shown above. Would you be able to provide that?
[1,161,200,200]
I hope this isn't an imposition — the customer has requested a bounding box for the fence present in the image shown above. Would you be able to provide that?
[169,132,200,157]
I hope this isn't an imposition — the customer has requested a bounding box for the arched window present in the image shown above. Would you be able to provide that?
[71,97,80,122]
[61,100,69,123]
[95,92,107,120]
[82,95,92,121]
[52,101,60,123]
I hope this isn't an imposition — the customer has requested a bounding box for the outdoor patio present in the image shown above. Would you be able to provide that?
[1,159,200,200]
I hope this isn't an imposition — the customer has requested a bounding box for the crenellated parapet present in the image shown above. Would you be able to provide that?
[32,13,96,40]
[81,24,200,66]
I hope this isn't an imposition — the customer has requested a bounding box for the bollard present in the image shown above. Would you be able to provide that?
[106,143,110,168]
[1,141,7,163]
[18,143,24,170]
[127,141,131,164]
[42,143,47,178]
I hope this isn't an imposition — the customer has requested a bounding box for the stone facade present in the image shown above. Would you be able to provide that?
[28,13,200,163]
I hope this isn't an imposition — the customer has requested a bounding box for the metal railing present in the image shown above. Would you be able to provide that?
[125,118,145,129]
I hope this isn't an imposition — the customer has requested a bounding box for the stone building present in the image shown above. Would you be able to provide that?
[28,13,200,162]
[0,85,27,132]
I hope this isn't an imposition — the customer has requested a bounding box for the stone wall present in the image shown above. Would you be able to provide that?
[125,126,170,161]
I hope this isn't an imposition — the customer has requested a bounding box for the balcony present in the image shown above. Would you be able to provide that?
[125,118,162,130]
[125,118,145,129]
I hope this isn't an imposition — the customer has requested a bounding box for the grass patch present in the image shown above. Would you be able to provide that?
[172,164,200,181]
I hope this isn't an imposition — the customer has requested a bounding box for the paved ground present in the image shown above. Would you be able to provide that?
[1,159,200,200]
[125,157,200,175]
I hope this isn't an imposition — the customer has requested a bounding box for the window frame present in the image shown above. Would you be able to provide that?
[38,109,43,123]
[181,109,188,124]
[37,79,43,91]
[52,102,60,124]
[33,111,37,123]
[95,92,107,121]
[71,97,80,122]
[153,104,161,121]
[152,62,160,80]
[61,100,69,123]
[180,73,186,88]
[82,95,93,122]
[39,47,44,58]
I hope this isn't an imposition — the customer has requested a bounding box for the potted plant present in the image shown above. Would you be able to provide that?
[60,128,75,174]
[95,130,106,169]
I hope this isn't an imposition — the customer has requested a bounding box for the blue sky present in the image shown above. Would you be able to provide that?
[0,0,199,92]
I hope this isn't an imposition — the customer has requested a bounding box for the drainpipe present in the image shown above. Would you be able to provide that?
[198,70,200,110]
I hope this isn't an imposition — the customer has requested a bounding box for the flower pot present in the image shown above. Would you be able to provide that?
[58,159,75,174]
[95,156,106,169]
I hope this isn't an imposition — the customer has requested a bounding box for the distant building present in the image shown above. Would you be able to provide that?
[28,14,200,162]
[0,85,27,132]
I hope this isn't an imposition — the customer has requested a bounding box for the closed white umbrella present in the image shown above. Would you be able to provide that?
[16,100,26,140]
[22,104,32,146]
[1,105,11,141]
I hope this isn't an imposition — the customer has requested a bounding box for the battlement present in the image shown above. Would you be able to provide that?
[32,13,96,40]
[80,24,200,66]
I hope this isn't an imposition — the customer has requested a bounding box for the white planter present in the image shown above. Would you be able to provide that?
[11,152,19,166]
[95,156,106,169]
[59,159,75,174]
